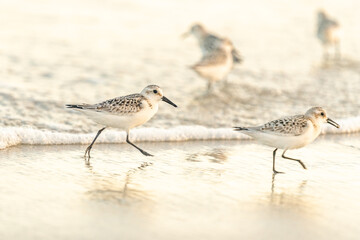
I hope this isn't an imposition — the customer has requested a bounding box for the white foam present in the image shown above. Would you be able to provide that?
[0,126,250,150]
[0,116,359,149]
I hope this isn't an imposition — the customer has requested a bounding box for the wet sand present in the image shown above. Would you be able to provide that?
[0,134,359,240]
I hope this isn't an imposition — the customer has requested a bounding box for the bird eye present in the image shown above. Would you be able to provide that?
[153,90,158,94]
[320,112,325,116]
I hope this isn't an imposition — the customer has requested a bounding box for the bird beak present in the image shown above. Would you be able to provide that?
[162,96,177,107]
[181,31,190,39]
[327,118,340,128]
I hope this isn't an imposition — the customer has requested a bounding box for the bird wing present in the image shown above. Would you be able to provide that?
[318,17,339,37]
[79,94,146,115]
[328,18,339,27]
[252,115,309,136]
[231,48,243,63]
[202,34,222,52]
[193,48,227,68]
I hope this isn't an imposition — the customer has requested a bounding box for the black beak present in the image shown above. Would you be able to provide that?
[162,96,177,107]
[327,118,340,128]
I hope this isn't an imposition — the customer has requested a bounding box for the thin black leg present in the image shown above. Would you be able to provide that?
[272,148,284,174]
[207,81,213,92]
[323,45,329,62]
[281,150,307,170]
[335,41,341,61]
[126,131,153,157]
[84,127,106,159]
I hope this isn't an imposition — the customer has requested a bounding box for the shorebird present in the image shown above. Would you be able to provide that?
[191,38,234,90]
[182,23,242,64]
[316,10,341,60]
[66,85,177,158]
[234,107,340,174]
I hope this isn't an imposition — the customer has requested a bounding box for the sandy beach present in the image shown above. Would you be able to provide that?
[0,134,359,240]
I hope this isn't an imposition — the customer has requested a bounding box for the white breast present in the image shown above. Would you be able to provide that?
[83,102,159,130]
[195,59,233,82]
[244,120,322,150]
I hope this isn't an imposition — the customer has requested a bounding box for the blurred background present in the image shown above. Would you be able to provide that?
[0,0,360,139]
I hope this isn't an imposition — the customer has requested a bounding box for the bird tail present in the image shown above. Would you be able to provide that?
[233,127,249,131]
[65,104,84,109]
[231,49,243,63]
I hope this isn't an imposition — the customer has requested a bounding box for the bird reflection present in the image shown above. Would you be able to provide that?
[269,174,312,213]
[122,162,153,200]
[84,161,153,205]
[186,148,228,163]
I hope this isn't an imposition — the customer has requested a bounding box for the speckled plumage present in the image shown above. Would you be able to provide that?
[193,47,228,67]
[186,24,242,63]
[66,86,160,129]
[234,107,340,173]
[66,85,177,157]
[84,94,149,115]
[201,36,242,63]
[257,115,309,136]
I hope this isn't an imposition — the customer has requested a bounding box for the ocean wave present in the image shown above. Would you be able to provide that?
[0,116,360,149]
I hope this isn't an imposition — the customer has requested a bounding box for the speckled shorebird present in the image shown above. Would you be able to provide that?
[234,107,340,174]
[66,85,177,158]
[316,10,341,60]
[183,23,242,64]
[191,38,234,90]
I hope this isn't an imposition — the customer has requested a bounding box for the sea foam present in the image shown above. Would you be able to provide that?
[0,116,359,149]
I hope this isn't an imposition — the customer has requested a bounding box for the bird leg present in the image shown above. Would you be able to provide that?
[335,41,341,61]
[207,81,213,92]
[322,45,329,62]
[126,131,153,157]
[85,127,106,159]
[281,150,307,170]
[272,148,284,174]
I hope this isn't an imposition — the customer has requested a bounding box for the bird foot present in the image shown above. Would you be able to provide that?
[140,150,154,157]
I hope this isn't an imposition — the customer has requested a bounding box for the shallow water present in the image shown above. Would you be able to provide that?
[0,134,359,240]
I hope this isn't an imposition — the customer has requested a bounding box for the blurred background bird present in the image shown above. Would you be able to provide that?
[182,23,243,64]
[316,10,341,61]
[191,38,234,91]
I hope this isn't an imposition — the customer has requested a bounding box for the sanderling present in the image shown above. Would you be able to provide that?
[316,10,341,60]
[66,85,177,158]
[234,107,340,174]
[191,38,234,90]
[182,23,242,64]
